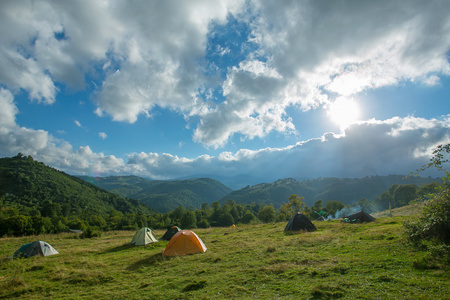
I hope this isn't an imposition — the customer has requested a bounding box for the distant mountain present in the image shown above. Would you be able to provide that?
[0,154,152,217]
[78,176,233,213]
[174,174,271,190]
[219,175,442,208]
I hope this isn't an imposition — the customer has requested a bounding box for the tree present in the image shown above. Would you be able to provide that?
[197,218,210,228]
[393,184,418,208]
[353,198,374,213]
[325,200,345,217]
[171,206,186,222]
[373,192,393,211]
[2,215,33,236]
[312,200,323,212]
[217,212,234,227]
[180,211,197,229]
[257,205,276,223]
[240,211,256,224]
[278,194,306,221]
[416,182,440,200]
[404,143,450,262]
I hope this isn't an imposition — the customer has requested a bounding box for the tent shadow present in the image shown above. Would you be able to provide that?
[126,252,170,271]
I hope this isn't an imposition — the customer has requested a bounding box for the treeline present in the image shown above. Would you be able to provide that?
[0,154,443,237]
[373,182,441,210]
[1,179,440,237]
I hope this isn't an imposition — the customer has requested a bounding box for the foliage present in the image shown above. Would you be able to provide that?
[404,188,450,261]
[180,211,197,229]
[0,155,152,236]
[393,184,418,207]
[278,194,306,221]
[257,205,276,223]
[325,200,345,217]
[404,143,450,262]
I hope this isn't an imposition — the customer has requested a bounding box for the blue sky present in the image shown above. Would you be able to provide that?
[0,0,449,187]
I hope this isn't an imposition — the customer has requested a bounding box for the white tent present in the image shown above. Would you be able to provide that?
[130,227,158,246]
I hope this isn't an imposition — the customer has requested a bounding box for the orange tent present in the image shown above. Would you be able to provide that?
[162,230,207,257]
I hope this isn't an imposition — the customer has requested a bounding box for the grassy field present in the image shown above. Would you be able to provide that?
[1,216,449,299]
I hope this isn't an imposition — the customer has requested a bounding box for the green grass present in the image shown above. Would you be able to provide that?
[1,216,449,299]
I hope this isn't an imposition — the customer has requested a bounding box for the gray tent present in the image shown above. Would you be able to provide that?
[130,227,158,246]
[9,241,59,259]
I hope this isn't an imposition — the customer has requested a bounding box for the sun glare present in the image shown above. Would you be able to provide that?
[327,97,360,129]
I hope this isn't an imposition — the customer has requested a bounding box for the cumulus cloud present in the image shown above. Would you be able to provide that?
[192,0,450,146]
[0,89,448,181]
[0,0,449,185]
[126,116,450,180]
[1,1,449,147]
[0,89,17,128]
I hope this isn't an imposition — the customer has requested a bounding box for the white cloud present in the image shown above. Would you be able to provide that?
[123,116,450,180]
[0,0,449,181]
[1,1,449,148]
[0,88,17,127]
[74,120,82,127]
[0,90,448,181]
[194,0,450,147]
[98,132,107,140]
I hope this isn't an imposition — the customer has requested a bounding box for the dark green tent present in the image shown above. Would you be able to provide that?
[342,210,376,223]
[161,226,181,240]
[284,213,317,232]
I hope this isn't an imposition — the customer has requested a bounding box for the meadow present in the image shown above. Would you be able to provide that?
[1,215,449,299]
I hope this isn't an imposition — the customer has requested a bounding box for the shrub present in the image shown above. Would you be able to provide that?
[197,218,210,228]
[80,226,102,239]
[257,205,276,223]
[404,186,450,261]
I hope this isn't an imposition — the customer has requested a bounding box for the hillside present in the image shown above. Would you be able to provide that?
[220,176,441,208]
[0,154,152,217]
[1,218,448,299]
[79,176,233,213]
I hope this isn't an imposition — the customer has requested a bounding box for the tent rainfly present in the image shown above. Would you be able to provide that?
[161,226,181,240]
[9,241,59,259]
[284,213,317,232]
[130,227,158,246]
[162,230,207,257]
[342,210,376,223]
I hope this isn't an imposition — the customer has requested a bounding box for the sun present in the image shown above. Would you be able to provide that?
[327,97,360,129]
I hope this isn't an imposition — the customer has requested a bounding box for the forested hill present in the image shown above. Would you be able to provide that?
[220,176,442,208]
[0,154,152,217]
[78,176,233,213]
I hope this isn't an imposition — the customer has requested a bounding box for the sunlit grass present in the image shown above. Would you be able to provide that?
[0,218,449,299]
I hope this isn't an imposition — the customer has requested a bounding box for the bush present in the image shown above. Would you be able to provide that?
[80,226,102,239]
[404,187,450,262]
[197,218,210,228]
[240,211,256,224]
[257,205,276,223]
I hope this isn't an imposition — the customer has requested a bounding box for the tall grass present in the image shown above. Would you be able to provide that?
[0,217,448,299]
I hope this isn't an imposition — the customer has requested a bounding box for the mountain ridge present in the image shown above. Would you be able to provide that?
[78,174,441,212]
[0,155,152,217]
[78,175,233,213]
